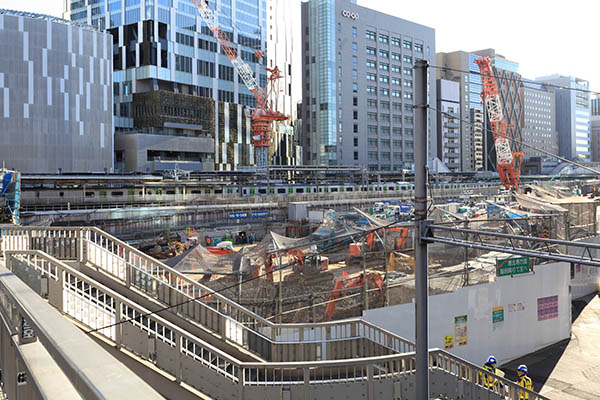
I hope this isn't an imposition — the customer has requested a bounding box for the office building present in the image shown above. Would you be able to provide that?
[0,9,113,173]
[301,0,436,171]
[436,79,460,172]
[437,49,522,172]
[519,81,558,169]
[536,75,591,161]
[591,95,600,162]
[436,51,484,171]
[66,0,286,172]
[266,0,302,166]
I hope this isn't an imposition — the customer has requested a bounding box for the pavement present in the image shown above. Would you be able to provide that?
[500,293,600,400]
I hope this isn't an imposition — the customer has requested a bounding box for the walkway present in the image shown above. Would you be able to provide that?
[502,293,600,400]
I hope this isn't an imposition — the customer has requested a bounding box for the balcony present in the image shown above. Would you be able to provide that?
[443,121,459,129]
[445,131,460,139]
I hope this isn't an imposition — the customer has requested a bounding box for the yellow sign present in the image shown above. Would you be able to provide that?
[444,335,454,349]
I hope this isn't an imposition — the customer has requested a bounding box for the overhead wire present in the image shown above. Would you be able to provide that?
[430,64,600,96]
[428,105,600,176]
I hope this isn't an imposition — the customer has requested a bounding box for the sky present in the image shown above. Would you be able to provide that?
[2,0,599,93]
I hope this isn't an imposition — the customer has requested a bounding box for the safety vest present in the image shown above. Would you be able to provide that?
[481,364,497,389]
[517,375,533,399]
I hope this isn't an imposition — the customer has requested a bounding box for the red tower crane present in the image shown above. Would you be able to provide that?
[475,56,522,191]
[192,0,288,167]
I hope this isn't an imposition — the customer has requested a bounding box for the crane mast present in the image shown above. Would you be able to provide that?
[191,0,287,168]
[475,56,522,191]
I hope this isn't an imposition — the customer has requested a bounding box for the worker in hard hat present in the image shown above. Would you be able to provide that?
[481,355,499,390]
[516,364,533,399]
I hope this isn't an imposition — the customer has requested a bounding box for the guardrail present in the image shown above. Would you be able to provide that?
[0,226,413,362]
[4,250,549,400]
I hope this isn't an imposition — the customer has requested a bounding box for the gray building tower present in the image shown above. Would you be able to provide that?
[0,9,113,173]
[301,0,436,171]
[591,95,600,162]
[436,79,461,172]
[536,75,591,161]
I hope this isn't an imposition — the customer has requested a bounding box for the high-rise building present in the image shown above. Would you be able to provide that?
[437,49,522,172]
[436,79,460,172]
[65,0,294,172]
[536,75,591,161]
[0,9,113,173]
[266,0,301,166]
[591,95,600,162]
[301,0,436,171]
[436,51,484,171]
[519,81,558,162]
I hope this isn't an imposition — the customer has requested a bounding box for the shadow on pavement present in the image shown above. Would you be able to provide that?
[498,293,597,392]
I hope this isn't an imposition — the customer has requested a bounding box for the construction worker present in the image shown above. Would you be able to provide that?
[516,364,533,399]
[481,355,499,390]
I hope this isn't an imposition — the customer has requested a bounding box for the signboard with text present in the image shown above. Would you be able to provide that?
[496,256,530,277]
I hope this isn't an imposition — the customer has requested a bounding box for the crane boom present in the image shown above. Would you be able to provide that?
[475,56,522,191]
[191,0,287,168]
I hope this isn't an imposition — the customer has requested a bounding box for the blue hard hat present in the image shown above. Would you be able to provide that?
[518,364,528,374]
[487,356,497,364]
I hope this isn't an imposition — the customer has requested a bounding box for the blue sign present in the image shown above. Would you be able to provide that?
[251,211,269,218]
[229,212,248,219]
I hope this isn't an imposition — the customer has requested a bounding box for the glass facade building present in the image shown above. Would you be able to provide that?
[66,0,270,171]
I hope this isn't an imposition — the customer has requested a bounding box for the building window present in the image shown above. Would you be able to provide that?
[392,102,402,111]
[403,80,413,88]
[352,55,358,67]
[380,114,390,123]
[380,101,390,109]
[367,99,377,108]
[366,72,376,81]
[368,112,377,121]
[414,43,423,52]
[354,124,358,133]
[352,69,358,80]
[175,55,192,73]
[378,49,389,58]
[353,97,358,106]
[379,63,389,71]
[403,92,413,100]
[353,83,358,92]
[368,151,378,160]
[381,88,389,96]
[354,151,359,160]
[391,37,401,46]
[368,125,378,134]
[391,90,401,98]
[403,55,412,63]
[366,59,376,68]
[393,115,402,124]
[352,27,357,38]
[381,126,390,135]
[391,65,401,74]
[337,22,341,32]
[352,42,357,53]
[366,30,376,40]
[354,137,359,146]
[218,90,234,103]
[403,67,412,76]
[378,34,388,44]
[391,53,401,61]
[391,78,401,85]
[379,75,389,84]
[366,86,377,94]
[338,38,341,50]
[393,127,402,135]
[219,64,234,81]
[353,110,358,120]
[366,46,376,55]
[405,116,414,124]
[368,138,377,147]
[403,40,412,50]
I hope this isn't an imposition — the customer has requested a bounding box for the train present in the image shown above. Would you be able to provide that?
[21,179,506,209]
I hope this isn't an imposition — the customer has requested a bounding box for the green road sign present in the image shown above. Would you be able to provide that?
[496,256,530,277]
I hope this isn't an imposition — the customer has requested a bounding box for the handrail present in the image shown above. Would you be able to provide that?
[5,249,549,400]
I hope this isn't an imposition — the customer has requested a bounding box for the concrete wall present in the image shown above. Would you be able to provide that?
[362,261,571,366]
[571,236,600,299]
[0,11,113,173]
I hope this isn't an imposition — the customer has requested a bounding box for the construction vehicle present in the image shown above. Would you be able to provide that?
[324,271,383,321]
[288,248,329,275]
[346,227,409,266]
[475,56,523,191]
[0,169,20,224]
[192,0,287,167]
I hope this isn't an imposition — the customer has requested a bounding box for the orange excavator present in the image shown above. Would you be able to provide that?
[324,271,384,321]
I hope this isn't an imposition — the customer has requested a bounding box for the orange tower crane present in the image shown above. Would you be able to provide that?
[475,56,523,191]
[192,0,288,167]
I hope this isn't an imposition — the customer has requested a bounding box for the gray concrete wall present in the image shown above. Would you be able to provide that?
[0,12,113,173]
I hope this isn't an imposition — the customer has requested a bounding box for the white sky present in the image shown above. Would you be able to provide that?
[3,0,599,92]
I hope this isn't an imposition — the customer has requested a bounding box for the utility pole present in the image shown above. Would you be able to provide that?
[414,59,430,400]
[362,235,369,311]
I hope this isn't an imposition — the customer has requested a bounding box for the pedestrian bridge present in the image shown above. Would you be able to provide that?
[0,226,547,399]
